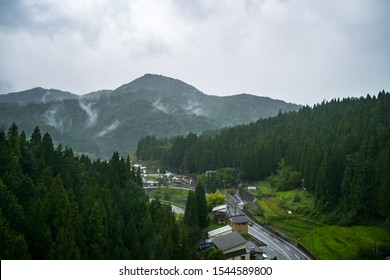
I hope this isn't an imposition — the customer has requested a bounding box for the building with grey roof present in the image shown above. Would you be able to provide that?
[212,231,249,260]
[228,215,249,234]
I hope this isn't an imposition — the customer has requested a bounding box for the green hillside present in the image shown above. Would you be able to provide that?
[0,74,300,158]
[0,124,198,259]
[138,92,390,226]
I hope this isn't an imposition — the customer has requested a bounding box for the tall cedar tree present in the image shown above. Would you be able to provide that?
[137,92,390,225]
[0,124,193,259]
[195,182,209,228]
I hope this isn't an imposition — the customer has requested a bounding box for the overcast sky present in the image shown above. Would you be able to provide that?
[0,0,389,105]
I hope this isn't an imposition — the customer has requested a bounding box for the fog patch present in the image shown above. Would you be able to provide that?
[43,107,64,132]
[184,100,207,116]
[41,91,51,103]
[96,119,120,138]
[152,99,170,114]
[79,100,98,128]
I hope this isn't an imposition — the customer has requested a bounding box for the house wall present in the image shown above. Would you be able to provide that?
[214,212,226,224]
[223,244,249,260]
[230,253,250,260]
[228,221,248,234]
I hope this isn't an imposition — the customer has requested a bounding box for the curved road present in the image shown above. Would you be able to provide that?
[227,192,310,260]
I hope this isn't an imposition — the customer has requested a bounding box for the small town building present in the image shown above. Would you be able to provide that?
[246,241,263,260]
[227,215,249,234]
[208,225,233,239]
[212,231,249,260]
[146,181,159,186]
[133,164,147,174]
[212,204,227,224]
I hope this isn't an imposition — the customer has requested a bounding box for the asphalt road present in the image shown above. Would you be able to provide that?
[227,192,310,260]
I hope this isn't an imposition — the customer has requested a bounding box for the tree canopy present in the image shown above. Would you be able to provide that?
[136,92,390,225]
[0,124,195,259]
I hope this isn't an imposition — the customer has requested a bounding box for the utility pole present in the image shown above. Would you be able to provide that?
[310,219,314,251]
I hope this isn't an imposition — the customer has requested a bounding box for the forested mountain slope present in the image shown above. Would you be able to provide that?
[0,74,300,158]
[0,124,195,259]
[137,91,390,225]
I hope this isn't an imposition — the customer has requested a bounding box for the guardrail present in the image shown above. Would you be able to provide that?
[234,187,317,260]
[239,187,255,203]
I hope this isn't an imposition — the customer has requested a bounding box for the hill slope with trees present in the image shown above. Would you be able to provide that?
[0,123,198,259]
[137,91,390,226]
[0,74,300,158]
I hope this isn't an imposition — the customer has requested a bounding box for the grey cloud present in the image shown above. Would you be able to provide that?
[0,0,58,30]
[171,0,217,21]
[0,0,389,105]
[0,0,27,28]
[0,0,103,45]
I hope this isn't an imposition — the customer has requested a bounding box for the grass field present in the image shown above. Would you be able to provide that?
[148,187,189,207]
[252,181,390,259]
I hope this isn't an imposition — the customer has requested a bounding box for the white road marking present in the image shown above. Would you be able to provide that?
[294,254,300,259]
[284,245,291,251]
[249,226,292,260]
[227,194,311,260]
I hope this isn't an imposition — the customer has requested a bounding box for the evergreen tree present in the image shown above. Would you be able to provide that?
[138,91,390,225]
[184,191,198,227]
[0,123,195,259]
[195,182,209,228]
[183,190,201,245]
[6,123,21,157]
[49,206,81,259]
[203,247,225,260]
[85,199,107,259]
[0,209,30,259]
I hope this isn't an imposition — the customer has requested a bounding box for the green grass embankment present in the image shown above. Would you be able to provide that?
[249,181,390,259]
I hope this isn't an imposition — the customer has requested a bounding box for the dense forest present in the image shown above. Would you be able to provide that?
[137,91,390,225]
[0,123,209,259]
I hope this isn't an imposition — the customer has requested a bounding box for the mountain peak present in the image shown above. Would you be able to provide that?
[114,74,204,97]
[0,74,301,158]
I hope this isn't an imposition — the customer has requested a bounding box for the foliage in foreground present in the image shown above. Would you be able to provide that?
[0,124,196,259]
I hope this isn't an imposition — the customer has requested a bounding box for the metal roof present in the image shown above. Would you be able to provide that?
[208,225,233,238]
[212,204,227,212]
[212,232,247,251]
[229,215,249,224]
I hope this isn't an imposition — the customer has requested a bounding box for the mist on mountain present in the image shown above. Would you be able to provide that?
[0,74,300,158]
